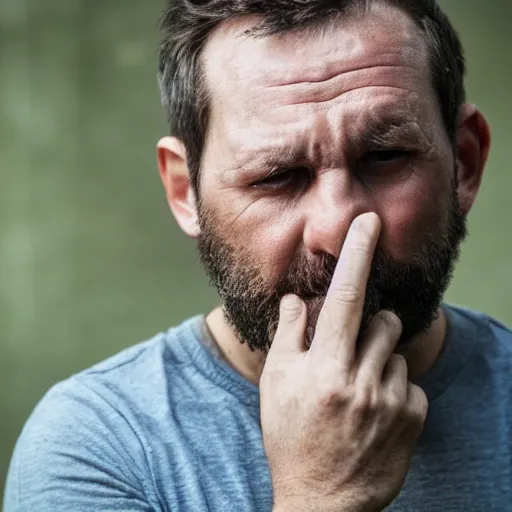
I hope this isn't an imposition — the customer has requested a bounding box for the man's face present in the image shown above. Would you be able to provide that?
[196,6,467,351]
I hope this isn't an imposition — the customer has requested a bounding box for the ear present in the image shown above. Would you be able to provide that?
[455,104,491,216]
[157,137,200,238]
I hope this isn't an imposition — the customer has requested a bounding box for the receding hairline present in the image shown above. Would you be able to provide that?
[202,1,424,52]
[200,2,429,106]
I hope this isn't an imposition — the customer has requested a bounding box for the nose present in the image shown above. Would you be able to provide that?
[302,169,365,258]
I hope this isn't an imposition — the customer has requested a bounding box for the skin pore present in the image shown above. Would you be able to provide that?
[158,5,490,386]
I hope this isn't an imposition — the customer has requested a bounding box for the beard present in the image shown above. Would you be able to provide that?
[197,182,467,352]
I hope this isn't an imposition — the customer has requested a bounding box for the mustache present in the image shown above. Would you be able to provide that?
[272,249,388,342]
[275,252,338,300]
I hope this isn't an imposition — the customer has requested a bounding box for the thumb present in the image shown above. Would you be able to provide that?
[270,294,307,354]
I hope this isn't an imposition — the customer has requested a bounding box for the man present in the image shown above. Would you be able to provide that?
[4,0,511,510]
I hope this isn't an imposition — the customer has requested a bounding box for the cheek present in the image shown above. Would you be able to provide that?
[220,197,305,282]
[377,177,448,259]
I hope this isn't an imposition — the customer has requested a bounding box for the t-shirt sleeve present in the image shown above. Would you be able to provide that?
[3,378,159,512]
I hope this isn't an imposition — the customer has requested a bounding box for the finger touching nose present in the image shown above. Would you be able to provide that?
[302,185,365,258]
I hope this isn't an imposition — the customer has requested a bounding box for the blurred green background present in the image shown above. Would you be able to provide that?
[1,0,511,495]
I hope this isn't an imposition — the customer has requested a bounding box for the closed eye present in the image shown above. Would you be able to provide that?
[251,166,313,191]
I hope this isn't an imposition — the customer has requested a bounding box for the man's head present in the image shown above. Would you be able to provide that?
[157,0,491,351]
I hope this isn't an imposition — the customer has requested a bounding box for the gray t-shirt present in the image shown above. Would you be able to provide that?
[4,304,512,511]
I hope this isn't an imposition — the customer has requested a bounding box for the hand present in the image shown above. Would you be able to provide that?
[260,212,428,512]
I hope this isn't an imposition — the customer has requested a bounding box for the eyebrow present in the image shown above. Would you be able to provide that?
[234,115,427,175]
[236,144,307,174]
[359,116,426,149]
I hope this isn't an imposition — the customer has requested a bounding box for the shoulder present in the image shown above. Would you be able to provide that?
[15,313,203,446]
[446,303,512,344]
[27,314,203,428]
[4,370,155,510]
[4,316,202,511]
[486,314,512,346]
[68,314,203,406]
[445,303,512,373]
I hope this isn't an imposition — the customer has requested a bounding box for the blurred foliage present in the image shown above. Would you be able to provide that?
[1,0,511,494]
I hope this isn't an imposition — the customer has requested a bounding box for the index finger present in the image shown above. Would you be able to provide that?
[311,212,381,365]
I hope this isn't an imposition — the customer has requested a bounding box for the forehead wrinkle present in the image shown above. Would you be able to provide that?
[276,84,419,109]
[203,5,429,119]
[248,6,424,88]
[265,63,417,89]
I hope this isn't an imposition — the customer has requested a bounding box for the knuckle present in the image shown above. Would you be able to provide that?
[279,295,304,321]
[415,389,429,422]
[333,283,361,305]
[350,240,373,257]
[406,385,429,424]
[384,388,406,413]
[260,359,291,390]
[352,383,378,414]
[316,378,350,410]
[389,353,407,369]
[376,310,403,337]
[317,387,341,410]
[387,397,404,417]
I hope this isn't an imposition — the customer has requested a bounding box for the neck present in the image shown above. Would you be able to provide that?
[205,306,447,387]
